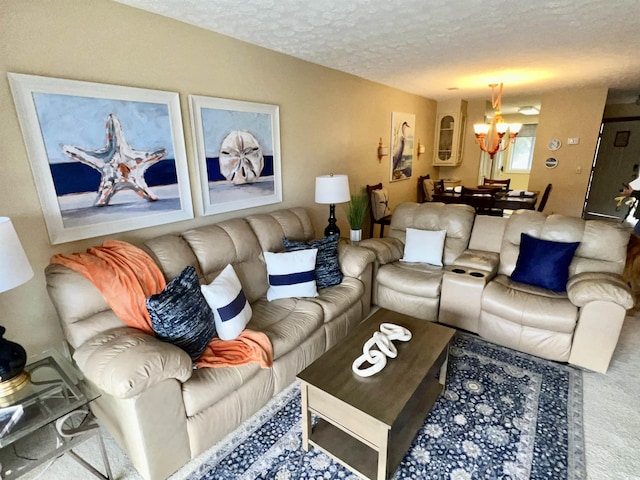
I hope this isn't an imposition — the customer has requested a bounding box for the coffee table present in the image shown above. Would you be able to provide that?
[297,308,455,480]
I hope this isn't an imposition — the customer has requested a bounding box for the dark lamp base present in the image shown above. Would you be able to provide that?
[324,203,341,237]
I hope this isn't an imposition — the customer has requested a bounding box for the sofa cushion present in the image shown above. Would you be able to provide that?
[401,228,446,266]
[200,264,252,341]
[283,233,342,289]
[264,250,319,301]
[146,266,216,361]
[482,275,578,333]
[249,297,324,359]
[309,276,365,322]
[181,362,264,417]
[377,262,443,298]
[511,233,580,292]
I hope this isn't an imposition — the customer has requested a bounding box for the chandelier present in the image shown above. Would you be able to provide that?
[473,83,522,159]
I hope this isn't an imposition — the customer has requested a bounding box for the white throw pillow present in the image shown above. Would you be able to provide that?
[401,228,447,266]
[200,264,252,341]
[264,249,319,301]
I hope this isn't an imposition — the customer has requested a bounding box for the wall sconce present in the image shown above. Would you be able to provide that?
[377,138,389,162]
[416,139,426,158]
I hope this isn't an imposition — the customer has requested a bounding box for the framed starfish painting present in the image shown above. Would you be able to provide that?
[189,95,282,216]
[8,73,193,244]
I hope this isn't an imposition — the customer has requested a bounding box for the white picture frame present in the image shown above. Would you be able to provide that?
[8,73,193,244]
[189,95,282,216]
[390,111,415,182]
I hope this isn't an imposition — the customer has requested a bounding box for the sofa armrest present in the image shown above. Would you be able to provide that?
[337,243,376,278]
[357,237,404,265]
[73,327,193,399]
[451,249,501,278]
[567,272,634,309]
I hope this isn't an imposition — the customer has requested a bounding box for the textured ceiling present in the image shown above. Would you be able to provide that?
[114,0,640,110]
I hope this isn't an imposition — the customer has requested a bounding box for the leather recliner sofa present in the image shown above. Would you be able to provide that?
[359,202,634,374]
[45,207,375,480]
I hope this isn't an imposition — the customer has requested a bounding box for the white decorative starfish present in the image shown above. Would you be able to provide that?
[62,114,167,207]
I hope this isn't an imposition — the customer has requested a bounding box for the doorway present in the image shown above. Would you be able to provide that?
[584,118,640,221]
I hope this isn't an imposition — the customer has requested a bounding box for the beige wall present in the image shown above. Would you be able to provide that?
[0,0,437,355]
[528,87,608,216]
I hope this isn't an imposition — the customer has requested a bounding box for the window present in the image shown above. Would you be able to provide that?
[506,124,537,172]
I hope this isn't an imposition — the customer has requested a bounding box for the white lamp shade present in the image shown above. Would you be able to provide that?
[473,124,490,135]
[0,218,34,293]
[315,174,351,204]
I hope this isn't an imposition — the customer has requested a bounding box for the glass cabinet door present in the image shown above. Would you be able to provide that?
[437,115,454,161]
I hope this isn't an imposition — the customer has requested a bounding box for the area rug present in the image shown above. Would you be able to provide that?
[187,332,585,480]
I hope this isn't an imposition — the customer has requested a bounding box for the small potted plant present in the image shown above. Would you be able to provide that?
[346,190,368,243]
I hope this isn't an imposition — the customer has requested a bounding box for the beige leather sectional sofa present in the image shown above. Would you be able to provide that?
[45,207,375,480]
[359,202,634,374]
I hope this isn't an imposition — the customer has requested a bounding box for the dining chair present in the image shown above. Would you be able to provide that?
[482,178,511,191]
[417,174,430,203]
[366,183,392,238]
[537,183,552,212]
[461,186,500,216]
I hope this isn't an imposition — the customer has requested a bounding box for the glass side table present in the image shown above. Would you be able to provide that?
[0,348,112,479]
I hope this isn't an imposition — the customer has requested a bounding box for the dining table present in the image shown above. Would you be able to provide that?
[432,188,538,211]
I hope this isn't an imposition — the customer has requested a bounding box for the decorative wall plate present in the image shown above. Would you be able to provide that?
[547,137,562,151]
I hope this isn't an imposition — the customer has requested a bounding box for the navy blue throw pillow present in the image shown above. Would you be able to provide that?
[510,233,580,292]
[282,233,343,289]
[146,266,216,361]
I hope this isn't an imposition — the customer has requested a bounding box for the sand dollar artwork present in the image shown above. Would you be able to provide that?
[219,131,264,185]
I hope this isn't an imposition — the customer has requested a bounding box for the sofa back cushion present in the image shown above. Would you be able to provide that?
[246,207,315,252]
[499,210,630,277]
[146,208,317,305]
[388,202,476,266]
[146,217,268,303]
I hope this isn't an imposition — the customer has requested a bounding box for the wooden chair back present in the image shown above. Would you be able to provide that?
[482,178,511,191]
[417,174,430,203]
[366,183,392,238]
[537,183,552,212]
[461,186,498,214]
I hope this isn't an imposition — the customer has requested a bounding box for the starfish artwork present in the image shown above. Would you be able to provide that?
[62,113,167,207]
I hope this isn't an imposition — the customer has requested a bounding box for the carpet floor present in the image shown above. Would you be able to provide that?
[184,332,584,479]
[14,313,640,480]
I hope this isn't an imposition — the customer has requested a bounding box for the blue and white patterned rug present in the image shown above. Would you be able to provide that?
[187,332,585,480]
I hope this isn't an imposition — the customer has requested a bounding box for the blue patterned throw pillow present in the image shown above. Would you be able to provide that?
[146,266,216,361]
[264,249,318,301]
[510,233,580,292]
[201,264,252,341]
[282,233,343,289]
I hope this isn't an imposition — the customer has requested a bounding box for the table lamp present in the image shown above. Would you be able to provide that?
[315,174,351,236]
[0,217,34,397]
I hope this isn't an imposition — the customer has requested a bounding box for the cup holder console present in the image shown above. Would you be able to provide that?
[450,267,485,278]
[439,265,490,332]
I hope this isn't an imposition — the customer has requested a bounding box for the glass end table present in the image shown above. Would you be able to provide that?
[0,348,112,479]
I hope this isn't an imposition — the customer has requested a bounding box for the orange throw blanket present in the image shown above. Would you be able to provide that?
[51,240,273,369]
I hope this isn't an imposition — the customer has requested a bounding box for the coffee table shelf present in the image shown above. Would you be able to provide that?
[310,417,377,479]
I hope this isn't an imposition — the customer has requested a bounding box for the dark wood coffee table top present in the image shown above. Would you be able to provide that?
[297,308,455,428]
